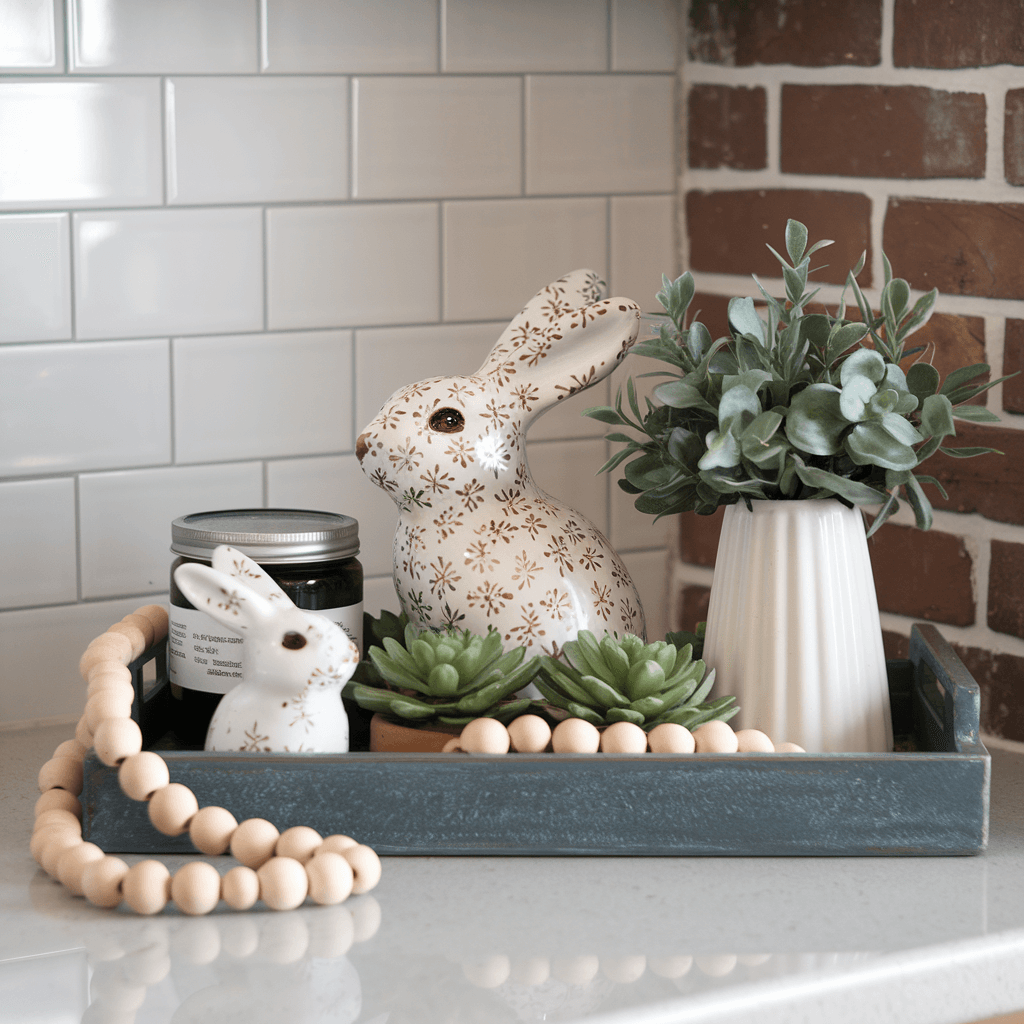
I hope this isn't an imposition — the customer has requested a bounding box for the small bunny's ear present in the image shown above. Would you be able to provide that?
[211,545,288,603]
[174,562,277,633]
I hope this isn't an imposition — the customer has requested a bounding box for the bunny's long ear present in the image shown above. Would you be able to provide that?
[211,545,288,604]
[174,562,277,633]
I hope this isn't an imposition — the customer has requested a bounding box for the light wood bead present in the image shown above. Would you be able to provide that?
[551,717,601,753]
[441,737,464,753]
[121,613,156,649]
[87,662,132,691]
[34,808,81,833]
[775,741,806,753]
[75,716,94,750]
[106,622,147,661]
[118,751,169,802]
[257,856,309,911]
[229,818,280,869]
[318,834,358,856]
[342,844,382,895]
[35,788,81,819]
[79,633,134,677]
[647,722,696,754]
[31,823,79,864]
[93,717,143,768]
[122,860,171,915]
[735,728,775,753]
[692,720,740,754]
[82,856,129,908]
[135,604,169,642]
[599,721,649,754]
[305,851,353,906]
[85,689,134,734]
[221,865,260,910]
[459,717,511,754]
[275,825,322,864]
[189,805,238,855]
[507,714,552,753]
[41,832,82,876]
[148,783,198,836]
[57,842,105,896]
[87,676,135,704]
[53,738,88,762]
[170,861,222,916]
[38,755,84,795]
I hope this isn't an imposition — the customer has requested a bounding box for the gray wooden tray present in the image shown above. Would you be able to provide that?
[81,623,990,857]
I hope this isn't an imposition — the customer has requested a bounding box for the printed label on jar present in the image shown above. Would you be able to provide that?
[169,603,363,695]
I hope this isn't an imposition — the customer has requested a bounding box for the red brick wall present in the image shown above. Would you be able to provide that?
[678,0,1024,745]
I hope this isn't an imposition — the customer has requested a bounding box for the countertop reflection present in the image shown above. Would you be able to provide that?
[3,725,1024,1024]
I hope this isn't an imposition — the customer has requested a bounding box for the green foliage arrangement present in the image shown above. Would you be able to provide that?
[344,622,539,727]
[587,220,1008,536]
[535,631,736,731]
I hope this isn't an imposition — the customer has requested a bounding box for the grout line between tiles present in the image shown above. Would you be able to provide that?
[437,201,446,322]
[258,0,269,72]
[261,207,269,331]
[438,0,446,73]
[66,212,77,340]
[167,338,177,465]
[73,474,82,603]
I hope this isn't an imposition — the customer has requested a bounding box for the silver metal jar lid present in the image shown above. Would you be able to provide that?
[170,509,359,564]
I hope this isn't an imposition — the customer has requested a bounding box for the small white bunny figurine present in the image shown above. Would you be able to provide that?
[173,545,359,753]
[356,269,646,660]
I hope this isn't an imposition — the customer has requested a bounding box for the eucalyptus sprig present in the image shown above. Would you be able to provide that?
[587,219,1010,535]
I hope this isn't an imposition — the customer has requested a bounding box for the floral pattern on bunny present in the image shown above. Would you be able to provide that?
[356,270,646,660]
[173,545,360,753]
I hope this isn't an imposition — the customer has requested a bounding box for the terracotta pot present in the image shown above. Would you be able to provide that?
[369,713,462,753]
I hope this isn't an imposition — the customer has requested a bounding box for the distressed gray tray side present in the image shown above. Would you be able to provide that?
[81,623,990,857]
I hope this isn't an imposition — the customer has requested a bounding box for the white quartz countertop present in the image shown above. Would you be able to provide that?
[2,724,1024,1024]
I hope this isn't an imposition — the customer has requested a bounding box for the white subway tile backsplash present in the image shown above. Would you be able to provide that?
[0,478,77,609]
[526,438,609,535]
[444,197,607,322]
[443,0,608,72]
[264,0,438,72]
[621,548,668,641]
[0,213,71,343]
[267,203,439,330]
[173,330,353,463]
[363,575,400,618]
[0,596,156,723]
[0,0,59,69]
[611,0,678,72]
[353,77,520,199]
[529,379,610,442]
[68,0,257,73]
[78,462,264,599]
[526,75,674,195]
[167,77,348,205]
[610,194,676,310]
[74,208,264,339]
[0,339,170,476]
[265,453,398,578]
[0,79,161,209]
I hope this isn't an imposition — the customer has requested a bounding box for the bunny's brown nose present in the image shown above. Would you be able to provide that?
[355,431,371,463]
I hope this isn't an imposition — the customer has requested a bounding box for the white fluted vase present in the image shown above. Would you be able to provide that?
[702,499,891,753]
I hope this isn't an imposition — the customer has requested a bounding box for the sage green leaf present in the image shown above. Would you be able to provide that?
[865,489,900,538]
[904,473,934,531]
[939,446,1002,458]
[827,322,870,362]
[722,369,772,396]
[605,707,646,727]
[565,702,604,727]
[895,288,938,342]
[654,379,716,412]
[907,362,940,404]
[740,410,784,459]
[718,384,761,428]
[880,412,924,446]
[427,662,460,696]
[687,321,712,361]
[790,455,888,504]
[585,407,627,424]
[839,374,876,422]
[786,383,846,455]
[798,313,832,350]
[786,218,808,264]
[840,348,886,387]
[698,471,768,497]
[941,363,990,395]
[368,649,430,692]
[920,393,956,439]
[867,388,899,417]
[728,296,765,341]
[882,277,910,325]
[845,421,918,470]
[805,237,834,259]
[952,404,1001,423]
[668,427,704,467]
[915,474,949,499]
[576,673,631,710]
[698,429,742,470]
[626,660,667,701]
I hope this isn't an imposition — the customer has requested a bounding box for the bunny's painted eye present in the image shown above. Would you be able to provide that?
[282,631,307,650]
[429,407,465,433]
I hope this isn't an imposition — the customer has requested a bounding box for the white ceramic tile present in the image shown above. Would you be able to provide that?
[0,214,71,343]
[267,203,439,330]
[0,0,59,69]
[79,462,264,599]
[266,453,398,578]
[611,0,678,71]
[610,194,676,311]
[526,75,674,195]
[443,0,608,72]
[74,208,263,339]
[0,478,77,609]
[68,0,256,72]
[444,197,606,321]
[167,77,348,205]
[264,0,438,72]
[0,79,161,209]
[0,596,154,723]
[363,575,400,618]
[526,437,608,535]
[621,547,669,641]
[353,76,520,199]
[173,330,353,463]
[529,377,610,442]
[0,339,170,476]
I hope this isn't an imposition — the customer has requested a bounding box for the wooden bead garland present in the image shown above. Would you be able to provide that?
[31,604,383,918]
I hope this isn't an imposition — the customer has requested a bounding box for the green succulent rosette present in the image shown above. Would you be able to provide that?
[535,630,737,730]
[344,622,540,727]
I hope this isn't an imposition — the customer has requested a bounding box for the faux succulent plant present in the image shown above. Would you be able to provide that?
[587,219,1010,536]
[535,630,736,730]
[344,622,539,726]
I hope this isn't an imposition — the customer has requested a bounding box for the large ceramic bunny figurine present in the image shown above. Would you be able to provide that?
[174,545,360,752]
[356,269,645,660]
